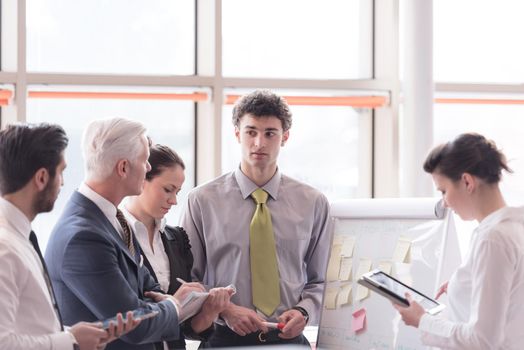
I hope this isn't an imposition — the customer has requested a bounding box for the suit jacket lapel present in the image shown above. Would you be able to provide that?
[71,192,138,266]
[141,251,157,282]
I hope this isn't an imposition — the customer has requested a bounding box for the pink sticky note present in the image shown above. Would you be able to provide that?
[351,308,366,333]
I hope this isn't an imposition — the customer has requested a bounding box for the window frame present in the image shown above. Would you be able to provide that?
[1,0,397,198]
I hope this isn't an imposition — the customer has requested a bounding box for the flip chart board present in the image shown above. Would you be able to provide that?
[317,198,461,350]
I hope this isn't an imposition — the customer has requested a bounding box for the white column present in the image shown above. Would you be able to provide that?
[401,0,434,196]
[373,0,400,197]
[196,0,222,185]
[1,0,22,127]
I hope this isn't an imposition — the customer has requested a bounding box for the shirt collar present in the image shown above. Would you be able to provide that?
[234,166,281,201]
[477,206,510,231]
[121,205,167,233]
[78,182,117,220]
[0,196,32,239]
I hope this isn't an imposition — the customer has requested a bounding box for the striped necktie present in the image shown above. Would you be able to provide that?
[116,209,136,257]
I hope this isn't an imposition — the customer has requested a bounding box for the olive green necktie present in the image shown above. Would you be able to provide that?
[250,188,280,316]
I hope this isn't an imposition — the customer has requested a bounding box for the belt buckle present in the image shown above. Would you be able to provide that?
[258,331,267,343]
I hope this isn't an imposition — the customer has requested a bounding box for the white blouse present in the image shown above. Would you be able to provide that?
[122,207,171,293]
[419,206,524,349]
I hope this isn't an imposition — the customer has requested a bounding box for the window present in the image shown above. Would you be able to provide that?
[434,0,524,83]
[26,86,195,248]
[433,100,524,205]
[222,0,372,79]
[221,90,373,200]
[2,0,384,252]
[432,0,524,254]
[27,0,195,74]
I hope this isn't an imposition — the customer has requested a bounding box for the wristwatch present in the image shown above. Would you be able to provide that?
[292,306,309,324]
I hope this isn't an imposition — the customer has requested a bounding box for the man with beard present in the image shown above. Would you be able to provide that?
[0,123,136,350]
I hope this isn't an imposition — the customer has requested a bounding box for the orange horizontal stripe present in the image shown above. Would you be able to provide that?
[435,98,524,105]
[28,91,208,101]
[0,99,9,106]
[226,94,387,108]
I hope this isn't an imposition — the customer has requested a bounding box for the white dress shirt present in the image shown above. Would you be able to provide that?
[419,206,524,349]
[78,182,124,239]
[0,197,75,350]
[122,207,171,292]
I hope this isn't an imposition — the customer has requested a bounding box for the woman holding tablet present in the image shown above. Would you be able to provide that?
[394,133,524,349]
[123,144,232,349]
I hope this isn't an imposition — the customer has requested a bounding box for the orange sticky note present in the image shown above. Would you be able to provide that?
[352,308,366,333]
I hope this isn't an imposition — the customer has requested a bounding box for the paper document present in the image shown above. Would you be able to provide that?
[179,284,236,322]
[179,291,209,322]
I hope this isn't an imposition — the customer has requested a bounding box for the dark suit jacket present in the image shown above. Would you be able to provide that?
[45,191,180,350]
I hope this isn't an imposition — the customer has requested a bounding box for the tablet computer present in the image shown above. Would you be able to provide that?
[101,309,159,329]
[358,269,445,315]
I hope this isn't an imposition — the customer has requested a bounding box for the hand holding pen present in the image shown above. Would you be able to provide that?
[176,277,237,296]
[144,278,205,305]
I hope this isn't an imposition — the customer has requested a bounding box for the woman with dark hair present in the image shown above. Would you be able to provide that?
[394,133,524,349]
[123,144,232,350]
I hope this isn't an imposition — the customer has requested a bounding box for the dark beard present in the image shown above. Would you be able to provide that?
[33,181,56,214]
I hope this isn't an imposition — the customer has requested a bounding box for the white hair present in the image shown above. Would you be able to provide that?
[82,118,147,182]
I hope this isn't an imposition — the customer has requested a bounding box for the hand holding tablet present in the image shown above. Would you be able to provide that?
[101,309,158,330]
[357,269,445,315]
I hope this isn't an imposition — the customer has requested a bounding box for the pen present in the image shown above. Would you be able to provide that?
[176,277,188,284]
[263,322,285,330]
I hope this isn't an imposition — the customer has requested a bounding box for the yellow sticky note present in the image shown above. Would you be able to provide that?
[378,261,392,275]
[356,258,372,279]
[356,284,370,301]
[337,284,352,307]
[325,287,339,309]
[326,244,342,282]
[355,258,372,301]
[338,257,353,281]
[392,237,412,263]
[340,236,356,257]
[332,234,344,246]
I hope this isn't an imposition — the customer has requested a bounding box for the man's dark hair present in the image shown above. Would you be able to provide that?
[0,123,68,195]
[232,90,292,131]
[146,144,185,181]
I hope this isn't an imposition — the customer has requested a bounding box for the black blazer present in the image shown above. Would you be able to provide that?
[140,226,211,350]
[142,226,193,295]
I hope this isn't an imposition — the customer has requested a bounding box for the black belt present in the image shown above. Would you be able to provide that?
[206,324,310,347]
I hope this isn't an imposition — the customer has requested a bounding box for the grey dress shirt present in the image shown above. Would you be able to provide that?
[180,168,332,324]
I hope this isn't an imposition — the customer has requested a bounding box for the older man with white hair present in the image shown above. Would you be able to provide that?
[46,118,207,350]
